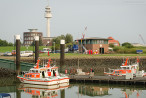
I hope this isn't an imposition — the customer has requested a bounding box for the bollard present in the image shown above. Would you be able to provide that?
[60,39,65,73]
[34,36,39,64]
[15,35,20,75]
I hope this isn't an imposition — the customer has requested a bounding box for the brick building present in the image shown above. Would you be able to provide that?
[77,37,110,54]
[23,29,43,46]
[42,37,54,46]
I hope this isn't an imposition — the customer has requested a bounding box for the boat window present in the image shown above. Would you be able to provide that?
[126,67,129,69]
[122,67,126,69]
[36,70,38,73]
[32,70,35,73]
[47,69,50,72]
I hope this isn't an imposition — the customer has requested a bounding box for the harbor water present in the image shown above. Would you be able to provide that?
[0,77,146,98]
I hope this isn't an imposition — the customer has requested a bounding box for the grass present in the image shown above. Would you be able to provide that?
[0,46,146,58]
[0,46,50,53]
[39,53,146,59]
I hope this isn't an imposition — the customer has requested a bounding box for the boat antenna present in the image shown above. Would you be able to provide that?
[47,59,52,68]
[35,59,40,69]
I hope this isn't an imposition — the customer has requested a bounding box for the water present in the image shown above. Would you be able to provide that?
[0,77,146,98]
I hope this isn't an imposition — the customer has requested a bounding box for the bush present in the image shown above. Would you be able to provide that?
[122,42,134,48]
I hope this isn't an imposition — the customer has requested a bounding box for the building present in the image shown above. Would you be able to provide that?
[45,3,52,37]
[77,37,110,54]
[23,1,54,46]
[42,37,55,46]
[108,37,119,46]
[131,43,145,47]
[23,29,43,46]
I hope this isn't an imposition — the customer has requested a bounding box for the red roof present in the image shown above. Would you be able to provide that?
[108,37,119,46]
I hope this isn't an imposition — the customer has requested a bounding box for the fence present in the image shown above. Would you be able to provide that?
[0,59,35,76]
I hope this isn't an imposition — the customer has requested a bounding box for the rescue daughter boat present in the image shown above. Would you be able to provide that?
[17,59,70,85]
[104,58,145,76]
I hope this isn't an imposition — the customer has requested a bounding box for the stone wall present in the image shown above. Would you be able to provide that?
[21,57,146,75]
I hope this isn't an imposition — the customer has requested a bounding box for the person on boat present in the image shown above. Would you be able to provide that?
[91,68,94,73]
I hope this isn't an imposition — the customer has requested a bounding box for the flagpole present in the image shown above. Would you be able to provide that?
[84,27,87,54]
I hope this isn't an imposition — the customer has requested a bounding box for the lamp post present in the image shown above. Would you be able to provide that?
[47,41,50,45]
[53,42,55,54]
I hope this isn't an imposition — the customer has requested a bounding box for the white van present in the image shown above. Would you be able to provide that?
[20,51,33,57]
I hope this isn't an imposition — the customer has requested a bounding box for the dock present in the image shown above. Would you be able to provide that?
[69,75,146,85]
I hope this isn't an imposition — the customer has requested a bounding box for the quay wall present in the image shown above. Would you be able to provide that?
[21,57,146,75]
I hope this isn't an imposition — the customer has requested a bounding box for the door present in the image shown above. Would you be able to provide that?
[42,71,45,78]
[99,48,104,54]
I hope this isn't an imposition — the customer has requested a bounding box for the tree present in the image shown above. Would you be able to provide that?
[0,39,14,46]
[52,34,73,50]
[122,42,134,48]
[109,44,114,48]
[65,33,73,43]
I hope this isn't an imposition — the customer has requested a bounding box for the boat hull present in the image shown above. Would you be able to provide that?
[17,76,70,86]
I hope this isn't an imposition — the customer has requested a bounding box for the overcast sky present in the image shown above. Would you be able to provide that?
[0,0,146,44]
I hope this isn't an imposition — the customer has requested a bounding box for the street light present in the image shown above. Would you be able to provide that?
[47,41,50,46]
[53,42,55,54]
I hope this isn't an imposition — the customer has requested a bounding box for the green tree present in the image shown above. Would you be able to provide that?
[52,34,73,50]
[0,39,14,46]
[65,33,73,43]
[122,42,134,48]
[109,43,114,48]
[8,42,13,46]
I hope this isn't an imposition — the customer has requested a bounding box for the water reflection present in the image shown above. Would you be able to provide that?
[122,88,141,98]
[18,83,69,98]
[0,77,146,98]
[78,85,109,96]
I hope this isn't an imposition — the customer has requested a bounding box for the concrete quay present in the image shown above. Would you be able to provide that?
[69,75,146,85]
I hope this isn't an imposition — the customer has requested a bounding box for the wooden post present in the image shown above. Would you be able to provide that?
[35,36,39,64]
[61,89,65,98]
[60,39,65,73]
[15,35,20,75]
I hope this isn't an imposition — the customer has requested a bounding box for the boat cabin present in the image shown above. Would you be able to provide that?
[24,66,59,79]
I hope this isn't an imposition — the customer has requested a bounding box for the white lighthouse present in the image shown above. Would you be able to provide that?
[45,2,52,37]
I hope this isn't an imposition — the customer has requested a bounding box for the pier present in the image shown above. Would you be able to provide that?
[69,75,146,85]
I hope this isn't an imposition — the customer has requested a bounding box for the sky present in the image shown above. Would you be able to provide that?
[0,0,146,44]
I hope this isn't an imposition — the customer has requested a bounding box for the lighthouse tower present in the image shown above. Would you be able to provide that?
[45,2,52,37]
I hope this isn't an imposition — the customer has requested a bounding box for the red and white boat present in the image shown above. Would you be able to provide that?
[104,58,145,76]
[17,59,70,85]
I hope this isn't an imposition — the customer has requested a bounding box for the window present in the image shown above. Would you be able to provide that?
[104,40,108,44]
[97,40,100,44]
[36,70,38,73]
